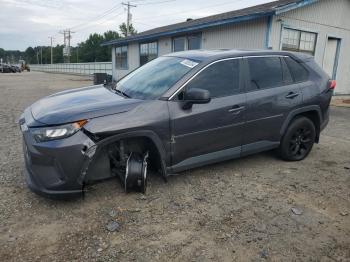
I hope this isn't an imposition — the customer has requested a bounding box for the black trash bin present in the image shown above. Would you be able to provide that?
[93,73,107,85]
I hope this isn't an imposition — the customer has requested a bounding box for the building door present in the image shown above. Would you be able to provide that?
[323,38,341,80]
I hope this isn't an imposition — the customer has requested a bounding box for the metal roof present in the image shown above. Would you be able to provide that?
[102,0,318,46]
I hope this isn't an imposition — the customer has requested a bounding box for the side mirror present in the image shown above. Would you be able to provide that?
[182,88,211,110]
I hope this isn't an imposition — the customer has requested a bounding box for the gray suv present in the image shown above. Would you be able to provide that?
[19,49,334,198]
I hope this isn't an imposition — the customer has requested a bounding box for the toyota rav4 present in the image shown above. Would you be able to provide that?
[19,49,334,198]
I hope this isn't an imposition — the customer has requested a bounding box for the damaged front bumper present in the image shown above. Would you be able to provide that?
[20,117,97,199]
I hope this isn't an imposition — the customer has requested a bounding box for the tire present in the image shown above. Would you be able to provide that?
[279,117,316,161]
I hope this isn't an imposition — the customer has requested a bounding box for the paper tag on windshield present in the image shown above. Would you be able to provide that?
[180,59,198,68]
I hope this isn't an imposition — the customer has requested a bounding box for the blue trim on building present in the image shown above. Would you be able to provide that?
[102,12,274,46]
[275,0,318,15]
[265,15,273,49]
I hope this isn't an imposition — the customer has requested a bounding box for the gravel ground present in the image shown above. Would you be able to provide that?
[0,72,349,262]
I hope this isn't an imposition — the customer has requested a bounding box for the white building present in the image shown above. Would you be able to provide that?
[102,0,350,94]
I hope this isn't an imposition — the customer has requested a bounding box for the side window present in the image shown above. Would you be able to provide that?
[281,58,293,84]
[284,57,309,82]
[248,57,283,91]
[185,59,240,98]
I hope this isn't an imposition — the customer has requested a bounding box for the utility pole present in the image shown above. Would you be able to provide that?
[40,47,43,64]
[59,29,74,63]
[76,46,79,63]
[122,2,136,36]
[48,36,54,64]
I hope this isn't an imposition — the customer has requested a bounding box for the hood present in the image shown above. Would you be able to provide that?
[30,85,143,126]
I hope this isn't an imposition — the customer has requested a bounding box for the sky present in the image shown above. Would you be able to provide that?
[0,0,275,51]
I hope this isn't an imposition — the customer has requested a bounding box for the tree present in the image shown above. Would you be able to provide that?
[103,30,120,41]
[76,30,121,62]
[0,26,130,64]
[78,33,104,62]
[24,47,36,64]
[119,23,137,37]
[0,48,5,62]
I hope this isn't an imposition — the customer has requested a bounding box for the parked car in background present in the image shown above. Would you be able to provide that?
[10,65,21,73]
[0,63,22,73]
[19,49,334,199]
[0,63,12,73]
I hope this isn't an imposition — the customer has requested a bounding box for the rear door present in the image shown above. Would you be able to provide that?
[242,56,302,154]
[168,58,246,169]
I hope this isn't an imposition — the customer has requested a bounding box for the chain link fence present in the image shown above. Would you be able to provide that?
[30,62,112,76]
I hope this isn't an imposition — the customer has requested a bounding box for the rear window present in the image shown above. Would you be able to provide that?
[284,57,309,82]
[248,57,283,90]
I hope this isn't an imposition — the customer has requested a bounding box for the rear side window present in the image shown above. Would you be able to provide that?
[248,57,283,90]
[284,57,309,82]
[186,59,240,97]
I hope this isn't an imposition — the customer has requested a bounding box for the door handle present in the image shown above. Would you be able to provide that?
[228,105,245,114]
[285,92,300,99]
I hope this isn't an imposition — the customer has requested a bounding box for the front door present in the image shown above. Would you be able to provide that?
[168,58,246,171]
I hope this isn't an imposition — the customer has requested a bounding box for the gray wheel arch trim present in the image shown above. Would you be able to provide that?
[280,105,322,136]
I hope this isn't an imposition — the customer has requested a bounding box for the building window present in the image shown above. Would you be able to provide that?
[140,42,158,66]
[173,37,186,52]
[188,35,201,50]
[172,34,201,52]
[282,28,317,55]
[116,46,128,69]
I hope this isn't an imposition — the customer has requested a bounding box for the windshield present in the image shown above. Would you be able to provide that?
[116,56,199,99]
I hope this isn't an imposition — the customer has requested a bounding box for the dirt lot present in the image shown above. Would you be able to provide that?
[0,72,349,262]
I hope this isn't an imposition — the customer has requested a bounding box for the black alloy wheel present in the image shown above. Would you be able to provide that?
[279,117,316,161]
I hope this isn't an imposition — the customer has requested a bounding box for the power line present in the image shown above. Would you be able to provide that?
[133,0,249,22]
[70,2,124,30]
[137,0,176,5]
[72,10,126,33]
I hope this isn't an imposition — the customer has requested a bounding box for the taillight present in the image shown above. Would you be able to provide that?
[329,80,336,90]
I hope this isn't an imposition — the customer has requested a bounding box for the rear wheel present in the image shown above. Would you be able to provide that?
[279,117,316,161]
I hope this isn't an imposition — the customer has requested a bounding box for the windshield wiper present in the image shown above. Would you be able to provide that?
[114,88,130,98]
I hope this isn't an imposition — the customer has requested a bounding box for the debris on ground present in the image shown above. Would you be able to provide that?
[139,195,147,201]
[106,221,120,232]
[340,211,349,216]
[291,207,303,215]
[260,249,268,259]
[108,209,118,218]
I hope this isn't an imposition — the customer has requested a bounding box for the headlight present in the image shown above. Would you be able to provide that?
[31,120,88,142]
